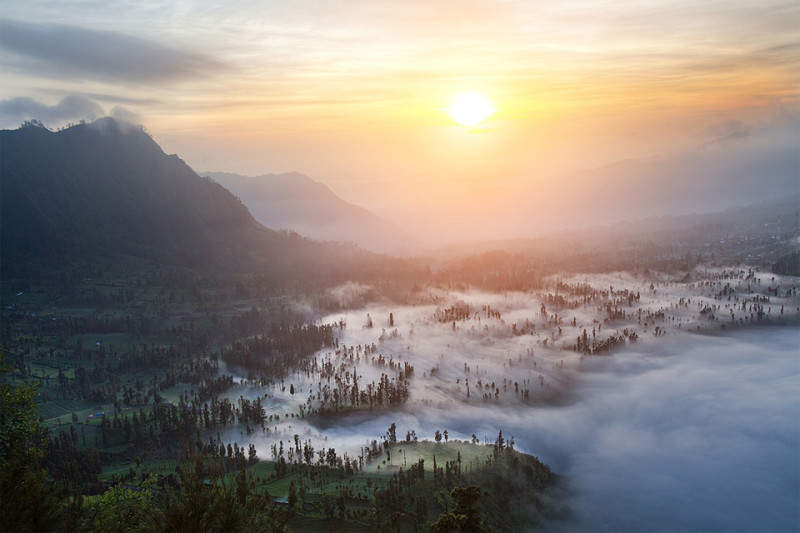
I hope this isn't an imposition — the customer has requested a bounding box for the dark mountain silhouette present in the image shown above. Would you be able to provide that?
[0,118,406,282]
[204,171,412,254]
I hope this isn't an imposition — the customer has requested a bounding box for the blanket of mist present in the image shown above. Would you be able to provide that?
[365,330,799,532]
[534,327,800,533]
[228,323,799,532]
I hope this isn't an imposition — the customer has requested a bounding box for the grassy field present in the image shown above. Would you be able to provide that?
[99,458,181,482]
[362,440,494,474]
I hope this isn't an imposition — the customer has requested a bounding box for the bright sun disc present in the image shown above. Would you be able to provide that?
[448,91,494,127]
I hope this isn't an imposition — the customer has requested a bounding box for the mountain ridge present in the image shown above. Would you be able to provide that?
[204,171,412,254]
[0,118,410,283]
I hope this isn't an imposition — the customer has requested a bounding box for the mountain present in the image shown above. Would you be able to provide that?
[0,119,405,282]
[432,193,800,273]
[394,120,799,244]
[547,137,798,223]
[204,171,411,254]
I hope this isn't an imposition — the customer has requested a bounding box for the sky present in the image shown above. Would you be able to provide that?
[1,1,798,236]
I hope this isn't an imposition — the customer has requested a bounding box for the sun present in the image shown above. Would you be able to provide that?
[448,91,494,127]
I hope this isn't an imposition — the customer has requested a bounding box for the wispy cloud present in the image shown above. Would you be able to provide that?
[109,105,142,125]
[0,94,145,129]
[0,95,104,127]
[0,19,227,84]
[33,89,162,107]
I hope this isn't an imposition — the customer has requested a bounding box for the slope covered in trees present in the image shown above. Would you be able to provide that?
[0,119,413,284]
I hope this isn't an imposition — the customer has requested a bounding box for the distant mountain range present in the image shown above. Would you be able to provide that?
[204,171,410,254]
[390,121,799,244]
[433,192,800,271]
[0,119,406,282]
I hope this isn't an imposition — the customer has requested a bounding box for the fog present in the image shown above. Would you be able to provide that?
[218,274,799,531]
[507,328,800,532]
[306,329,800,532]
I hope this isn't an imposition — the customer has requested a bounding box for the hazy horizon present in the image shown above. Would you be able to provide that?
[1,1,798,245]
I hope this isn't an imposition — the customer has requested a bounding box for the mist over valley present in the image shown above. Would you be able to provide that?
[2,2,798,530]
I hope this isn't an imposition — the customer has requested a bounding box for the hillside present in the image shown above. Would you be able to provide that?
[205,171,411,253]
[432,193,800,275]
[405,127,799,244]
[91,439,560,532]
[0,119,404,283]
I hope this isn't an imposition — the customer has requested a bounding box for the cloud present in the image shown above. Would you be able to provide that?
[0,19,225,83]
[528,329,800,533]
[305,320,800,533]
[0,95,104,128]
[0,95,145,129]
[110,105,142,125]
[704,119,754,144]
[33,89,162,106]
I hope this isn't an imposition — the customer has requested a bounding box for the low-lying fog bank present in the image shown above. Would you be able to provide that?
[535,327,800,532]
[219,272,798,531]
[281,327,799,531]
[223,326,798,531]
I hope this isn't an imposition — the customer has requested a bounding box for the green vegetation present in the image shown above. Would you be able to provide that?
[0,356,61,531]
[2,358,559,532]
[1,269,560,531]
[1,122,568,531]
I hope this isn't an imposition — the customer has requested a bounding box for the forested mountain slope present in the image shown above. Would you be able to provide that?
[0,119,409,283]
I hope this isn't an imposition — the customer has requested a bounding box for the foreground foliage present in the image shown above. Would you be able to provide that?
[1,360,559,532]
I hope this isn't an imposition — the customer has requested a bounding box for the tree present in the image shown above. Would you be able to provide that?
[0,357,60,532]
[431,512,460,532]
[322,494,335,522]
[236,468,249,504]
[21,119,46,129]
[431,486,486,532]
[82,480,159,533]
[288,480,297,509]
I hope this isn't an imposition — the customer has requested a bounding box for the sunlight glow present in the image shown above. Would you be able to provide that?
[448,91,494,127]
